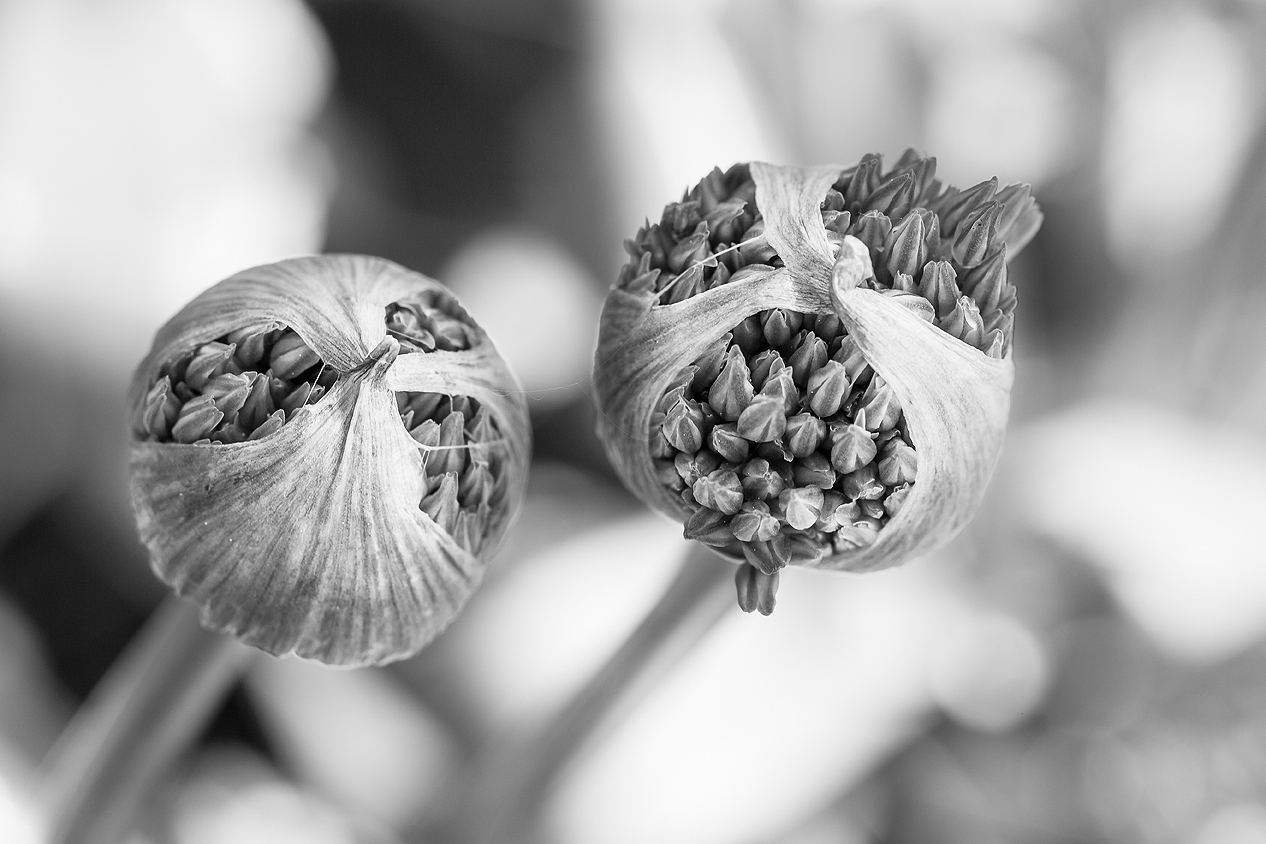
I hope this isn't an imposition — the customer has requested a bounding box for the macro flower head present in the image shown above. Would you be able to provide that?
[129,255,531,665]
[594,153,1041,613]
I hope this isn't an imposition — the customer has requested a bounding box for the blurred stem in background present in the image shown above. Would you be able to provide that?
[36,596,253,844]
[449,544,735,844]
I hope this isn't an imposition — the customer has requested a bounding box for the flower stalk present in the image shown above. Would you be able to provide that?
[454,544,736,844]
[37,595,254,844]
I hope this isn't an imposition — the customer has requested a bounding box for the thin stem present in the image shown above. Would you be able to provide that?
[37,594,255,844]
[454,543,737,844]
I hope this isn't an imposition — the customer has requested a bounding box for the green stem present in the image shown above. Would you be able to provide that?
[455,543,736,844]
[37,594,255,844]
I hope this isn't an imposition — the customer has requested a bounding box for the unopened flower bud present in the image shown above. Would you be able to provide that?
[664,396,706,453]
[940,296,985,349]
[734,563,779,615]
[184,342,236,392]
[865,171,916,219]
[740,457,785,500]
[130,256,531,665]
[785,412,827,458]
[693,469,745,515]
[952,201,1003,268]
[761,308,795,347]
[962,245,1008,314]
[675,449,722,487]
[749,350,781,391]
[595,157,1037,611]
[171,395,224,444]
[269,330,323,380]
[844,154,883,208]
[851,212,892,265]
[759,364,799,415]
[731,501,780,543]
[737,396,786,443]
[887,208,930,278]
[708,346,754,421]
[683,507,735,546]
[884,483,911,517]
[918,260,961,319]
[841,463,885,501]
[859,376,902,432]
[879,439,918,486]
[883,290,936,322]
[708,422,751,463]
[791,452,836,489]
[743,533,791,575]
[141,377,182,440]
[779,486,824,530]
[830,414,877,474]
[934,176,997,233]
[806,359,851,417]
[993,183,1043,254]
[787,332,828,387]
[832,334,872,383]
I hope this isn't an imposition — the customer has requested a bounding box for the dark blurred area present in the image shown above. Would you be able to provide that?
[3,0,1266,842]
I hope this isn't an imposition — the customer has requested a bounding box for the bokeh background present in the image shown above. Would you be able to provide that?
[3,0,1266,842]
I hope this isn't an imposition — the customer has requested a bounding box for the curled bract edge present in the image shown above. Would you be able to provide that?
[128,255,531,666]
[594,161,1026,574]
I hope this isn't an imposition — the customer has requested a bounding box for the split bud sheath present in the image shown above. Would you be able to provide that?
[594,155,1040,613]
[128,255,531,666]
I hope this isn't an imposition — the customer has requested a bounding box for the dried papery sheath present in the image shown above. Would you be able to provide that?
[129,255,531,666]
[594,155,1040,614]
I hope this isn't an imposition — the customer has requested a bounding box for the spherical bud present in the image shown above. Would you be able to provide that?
[594,156,1038,603]
[129,256,531,666]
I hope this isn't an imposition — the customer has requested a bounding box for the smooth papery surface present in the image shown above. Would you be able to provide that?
[129,255,530,666]
[595,160,1026,574]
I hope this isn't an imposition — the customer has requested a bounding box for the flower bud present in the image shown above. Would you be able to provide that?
[693,469,745,515]
[731,500,781,544]
[708,422,751,463]
[664,396,706,453]
[785,412,826,458]
[734,563,779,615]
[830,413,877,474]
[129,256,531,665]
[806,359,851,417]
[879,438,919,486]
[779,487,824,531]
[594,156,1037,610]
[739,457,784,501]
[886,208,931,278]
[737,396,786,443]
[708,346,754,421]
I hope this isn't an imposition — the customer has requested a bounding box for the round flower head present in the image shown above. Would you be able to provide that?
[594,154,1041,614]
[129,255,531,666]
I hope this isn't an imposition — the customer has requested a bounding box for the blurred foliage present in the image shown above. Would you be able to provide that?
[3,0,1266,842]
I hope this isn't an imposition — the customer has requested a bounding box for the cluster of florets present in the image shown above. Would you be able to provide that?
[388,295,509,556]
[137,325,338,446]
[617,154,1024,610]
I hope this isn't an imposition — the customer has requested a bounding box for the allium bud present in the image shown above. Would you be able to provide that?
[129,256,531,665]
[594,156,1040,610]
